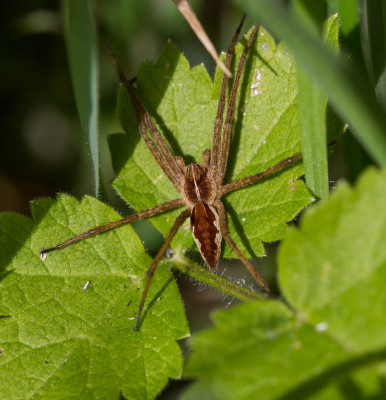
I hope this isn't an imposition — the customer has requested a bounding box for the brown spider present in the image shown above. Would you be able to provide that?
[40,18,302,331]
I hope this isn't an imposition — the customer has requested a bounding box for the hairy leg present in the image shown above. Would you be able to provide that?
[40,198,184,258]
[135,208,191,331]
[220,153,302,196]
[210,15,246,174]
[218,24,259,185]
[108,47,183,189]
[214,199,270,292]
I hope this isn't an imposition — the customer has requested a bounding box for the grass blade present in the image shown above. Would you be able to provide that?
[294,12,339,203]
[297,69,328,202]
[63,0,101,197]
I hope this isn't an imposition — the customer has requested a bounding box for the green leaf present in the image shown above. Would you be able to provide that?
[0,195,188,399]
[109,27,315,260]
[183,167,386,399]
[63,0,102,198]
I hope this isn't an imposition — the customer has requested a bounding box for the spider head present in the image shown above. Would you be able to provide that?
[184,163,217,206]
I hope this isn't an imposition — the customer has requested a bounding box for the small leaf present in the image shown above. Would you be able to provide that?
[184,167,386,399]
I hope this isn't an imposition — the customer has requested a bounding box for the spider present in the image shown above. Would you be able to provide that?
[40,18,302,331]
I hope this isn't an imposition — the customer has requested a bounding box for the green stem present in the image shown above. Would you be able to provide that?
[169,255,265,302]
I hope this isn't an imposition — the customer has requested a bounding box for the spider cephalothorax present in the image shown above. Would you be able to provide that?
[183,161,217,205]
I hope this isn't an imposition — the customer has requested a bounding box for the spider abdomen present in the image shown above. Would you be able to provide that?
[190,201,222,270]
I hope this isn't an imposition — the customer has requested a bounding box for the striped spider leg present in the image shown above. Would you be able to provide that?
[40,18,302,331]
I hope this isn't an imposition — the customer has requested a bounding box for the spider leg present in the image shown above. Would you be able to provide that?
[40,198,184,258]
[220,153,302,196]
[210,15,245,174]
[217,24,259,186]
[214,199,270,292]
[135,208,191,331]
[202,148,211,167]
[108,47,184,190]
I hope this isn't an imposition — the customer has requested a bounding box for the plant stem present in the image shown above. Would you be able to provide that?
[169,256,265,302]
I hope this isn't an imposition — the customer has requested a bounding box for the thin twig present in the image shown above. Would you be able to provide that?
[173,0,232,77]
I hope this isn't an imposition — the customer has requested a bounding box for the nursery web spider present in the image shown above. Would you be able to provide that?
[40,18,302,331]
